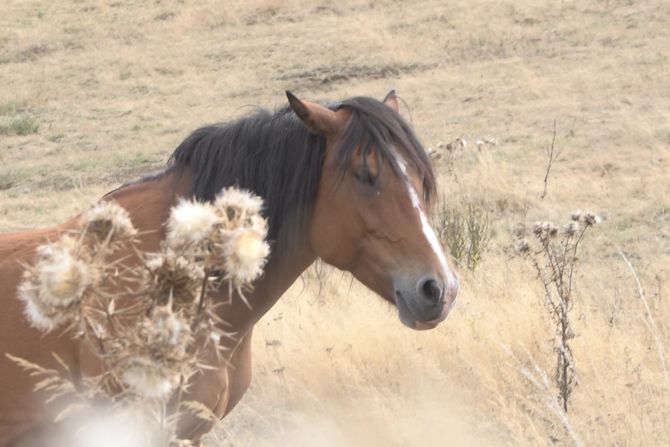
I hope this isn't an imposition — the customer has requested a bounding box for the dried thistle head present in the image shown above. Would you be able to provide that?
[166,200,220,251]
[144,252,204,309]
[35,237,92,305]
[582,212,601,227]
[143,306,191,359]
[515,239,530,255]
[116,308,195,400]
[533,221,559,242]
[204,188,270,288]
[19,286,76,332]
[120,356,180,400]
[18,236,95,331]
[563,221,579,237]
[221,226,270,288]
[214,187,263,229]
[82,201,137,249]
[570,210,602,227]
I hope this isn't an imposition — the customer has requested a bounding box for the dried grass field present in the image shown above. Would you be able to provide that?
[1,0,670,445]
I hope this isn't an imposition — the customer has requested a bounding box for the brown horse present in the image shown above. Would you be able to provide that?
[0,91,458,445]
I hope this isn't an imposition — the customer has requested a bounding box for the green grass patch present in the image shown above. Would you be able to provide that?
[0,116,39,136]
[0,101,27,116]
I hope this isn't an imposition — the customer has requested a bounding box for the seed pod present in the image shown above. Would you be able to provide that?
[82,201,137,249]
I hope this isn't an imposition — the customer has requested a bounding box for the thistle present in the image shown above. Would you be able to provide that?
[144,252,204,309]
[563,221,579,237]
[165,190,270,294]
[12,187,270,443]
[81,201,137,250]
[514,238,530,255]
[18,236,95,331]
[512,210,602,412]
[213,187,263,225]
[221,226,270,287]
[533,221,559,242]
[120,355,181,400]
[143,306,192,359]
[166,200,220,251]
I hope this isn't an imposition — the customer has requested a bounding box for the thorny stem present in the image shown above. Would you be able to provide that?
[526,224,593,414]
[560,306,570,412]
[83,316,109,358]
[196,272,210,318]
[531,256,561,319]
[566,226,588,296]
[170,375,186,418]
[540,241,566,309]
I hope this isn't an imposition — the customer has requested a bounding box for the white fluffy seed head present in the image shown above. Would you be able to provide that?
[166,200,219,250]
[223,227,270,286]
[515,239,530,254]
[18,236,92,332]
[37,249,91,306]
[144,251,203,307]
[214,187,264,228]
[247,214,268,234]
[563,221,580,237]
[121,356,179,400]
[82,201,137,246]
[533,221,559,241]
[145,307,190,353]
[19,290,69,332]
[582,212,601,226]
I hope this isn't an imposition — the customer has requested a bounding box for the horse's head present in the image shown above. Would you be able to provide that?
[287,91,459,330]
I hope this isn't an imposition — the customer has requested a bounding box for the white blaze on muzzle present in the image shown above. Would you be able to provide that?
[390,148,459,297]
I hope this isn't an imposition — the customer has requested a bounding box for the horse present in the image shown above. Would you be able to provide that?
[0,91,459,445]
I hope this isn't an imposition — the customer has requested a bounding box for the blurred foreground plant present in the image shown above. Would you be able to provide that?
[9,188,269,445]
[512,211,601,413]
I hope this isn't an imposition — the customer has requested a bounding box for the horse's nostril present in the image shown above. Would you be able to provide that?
[418,277,443,305]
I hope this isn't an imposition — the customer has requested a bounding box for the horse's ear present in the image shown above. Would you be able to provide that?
[383,90,399,113]
[286,91,339,135]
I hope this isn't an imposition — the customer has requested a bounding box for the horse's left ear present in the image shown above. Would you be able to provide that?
[286,91,339,136]
[383,90,399,113]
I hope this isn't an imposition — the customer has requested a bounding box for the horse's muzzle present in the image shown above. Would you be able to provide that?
[394,273,458,330]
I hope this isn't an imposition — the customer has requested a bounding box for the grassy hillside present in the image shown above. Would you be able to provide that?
[1,0,669,445]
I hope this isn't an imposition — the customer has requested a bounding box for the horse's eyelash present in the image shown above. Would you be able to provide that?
[355,168,377,187]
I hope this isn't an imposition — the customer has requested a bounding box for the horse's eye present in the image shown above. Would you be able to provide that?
[355,169,377,187]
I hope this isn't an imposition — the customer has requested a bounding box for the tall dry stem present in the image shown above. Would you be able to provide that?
[513,211,601,412]
[616,245,670,394]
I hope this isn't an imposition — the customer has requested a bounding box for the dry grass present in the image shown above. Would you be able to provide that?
[1,0,669,445]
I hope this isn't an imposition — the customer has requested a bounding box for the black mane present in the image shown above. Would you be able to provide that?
[167,96,435,250]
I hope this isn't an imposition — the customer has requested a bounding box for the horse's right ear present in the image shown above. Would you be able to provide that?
[286,91,339,136]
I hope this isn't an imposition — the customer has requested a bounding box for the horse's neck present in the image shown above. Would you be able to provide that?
[206,204,317,341]
[226,240,316,335]
[104,172,186,251]
[105,169,317,341]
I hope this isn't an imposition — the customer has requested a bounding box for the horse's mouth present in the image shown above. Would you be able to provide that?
[394,291,445,330]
